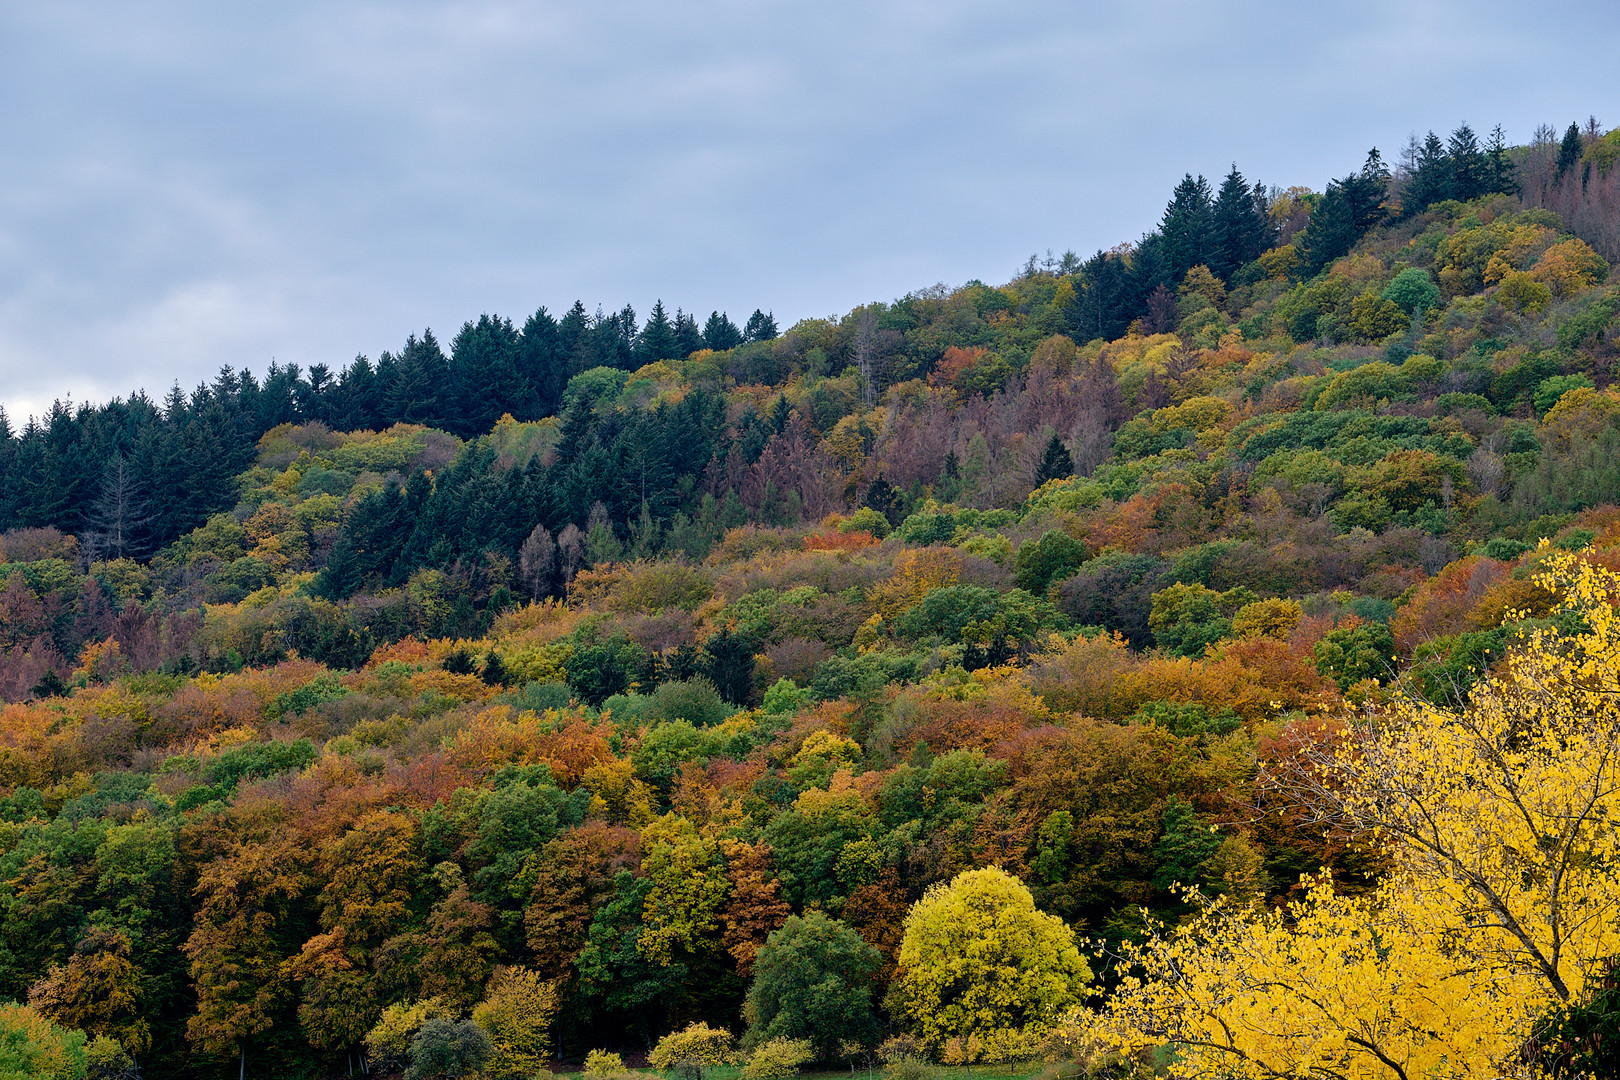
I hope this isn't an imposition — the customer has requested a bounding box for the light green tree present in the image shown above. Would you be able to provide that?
[889,867,1090,1056]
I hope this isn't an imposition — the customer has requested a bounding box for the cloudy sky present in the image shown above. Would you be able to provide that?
[1,0,1616,421]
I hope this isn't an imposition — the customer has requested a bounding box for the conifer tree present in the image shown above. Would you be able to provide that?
[1210,166,1269,281]
[1485,124,1518,195]
[702,311,743,352]
[637,301,680,363]
[1445,123,1486,202]
[1034,434,1074,487]
[743,310,778,342]
[1160,174,1216,283]
[1556,121,1584,181]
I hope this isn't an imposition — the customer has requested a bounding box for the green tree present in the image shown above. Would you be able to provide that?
[1557,121,1584,182]
[1032,434,1074,487]
[406,1018,491,1080]
[1148,582,1252,657]
[637,301,681,363]
[889,867,1090,1053]
[1313,621,1397,691]
[1014,530,1085,596]
[1382,268,1440,316]
[744,912,882,1059]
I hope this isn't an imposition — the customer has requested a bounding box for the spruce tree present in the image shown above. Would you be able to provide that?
[1403,131,1450,216]
[1211,166,1269,282]
[1160,174,1216,283]
[672,308,704,358]
[743,309,778,342]
[1485,125,1519,195]
[1034,434,1074,486]
[637,300,679,363]
[1557,122,1584,182]
[1445,124,1486,202]
[702,311,743,351]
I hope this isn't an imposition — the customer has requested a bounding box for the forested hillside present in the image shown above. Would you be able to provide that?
[0,118,1618,1079]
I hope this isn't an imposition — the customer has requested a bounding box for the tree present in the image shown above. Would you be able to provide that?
[1211,165,1270,281]
[703,311,743,352]
[1033,434,1074,488]
[744,912,882,1059]
[28,929,148,1054]
[743,310,779,343]
[1445,123,1486,202]
[1160,174,1216,283]
[1381,268,1439,316]
[1090,552,1620,1079]
[1402,131,1450,216]
[889,867,1090,1055]
[406,1018,492,1080]
[1013,530,1085,596]
[1557,121,1584,182]
[471,966,560,1080]
[638,301,681,364]
[0,1002,87,1080]
[83,455,152,562]
[1485,124,1518,195]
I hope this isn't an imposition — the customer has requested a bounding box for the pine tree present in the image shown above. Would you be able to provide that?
[1445,124,1486,202]
[637,301,680,363]
[1403,131,1450,216]
[743,310,778,342]
[1210,166,1269,281]
[1034,434,1074,487]
[672,308,704,359]
[83,454,153,562]
[702,311,743,352]
[1557,121,1584,182]
[1160,174,1216,283]
[1485,124,1519,195]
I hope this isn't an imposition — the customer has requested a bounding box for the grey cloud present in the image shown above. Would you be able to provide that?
[1,0,1616,419]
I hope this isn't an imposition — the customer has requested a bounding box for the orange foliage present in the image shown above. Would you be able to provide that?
[1389,556,1510,651]
[927,346,990,391]
[365,637,434,669]
[1114,636,1337,722]
[534,717,616,787]
[1088,483,1211,555]
[803,531,878,552]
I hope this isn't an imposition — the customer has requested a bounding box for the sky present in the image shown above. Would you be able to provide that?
[1,0,1617,422]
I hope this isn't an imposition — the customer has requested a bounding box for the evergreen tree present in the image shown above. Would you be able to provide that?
[1160,174,1216,283]
[1403,131,1450,216]
[1034,433,1075,487]
[82,454,152,562]
[637,301,680,363]
[742,310,778,342]
[388,331,450,424]
[1557,121,1584,182]
[702,311,743,351]
[518,306,567,418]
[1445,123,1486,202]
[1210,165,1269,281]
[672,308,704,359]
[449,313,522,435]
[1485,124,1519,195]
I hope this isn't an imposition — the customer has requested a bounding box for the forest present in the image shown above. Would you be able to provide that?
[0,117,1617,1079]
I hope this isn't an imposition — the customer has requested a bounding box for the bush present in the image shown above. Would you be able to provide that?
[742,1038,814,1079]
[369,1001,455,1072]
[649,1022,738,1080]
[406,1018,491,1080]
[584,1049,628,1080]
[83,1036,137,1080]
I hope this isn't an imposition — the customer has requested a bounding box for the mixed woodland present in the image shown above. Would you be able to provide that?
[0,118,1618,1079]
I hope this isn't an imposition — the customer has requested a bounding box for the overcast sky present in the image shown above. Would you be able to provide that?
[1,1,1616,422]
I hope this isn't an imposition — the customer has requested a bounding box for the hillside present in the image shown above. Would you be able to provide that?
[0,119,1617,1077]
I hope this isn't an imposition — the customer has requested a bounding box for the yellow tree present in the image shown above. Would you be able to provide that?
[889,866,1090,1059]
[1090,549,1620,1079]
